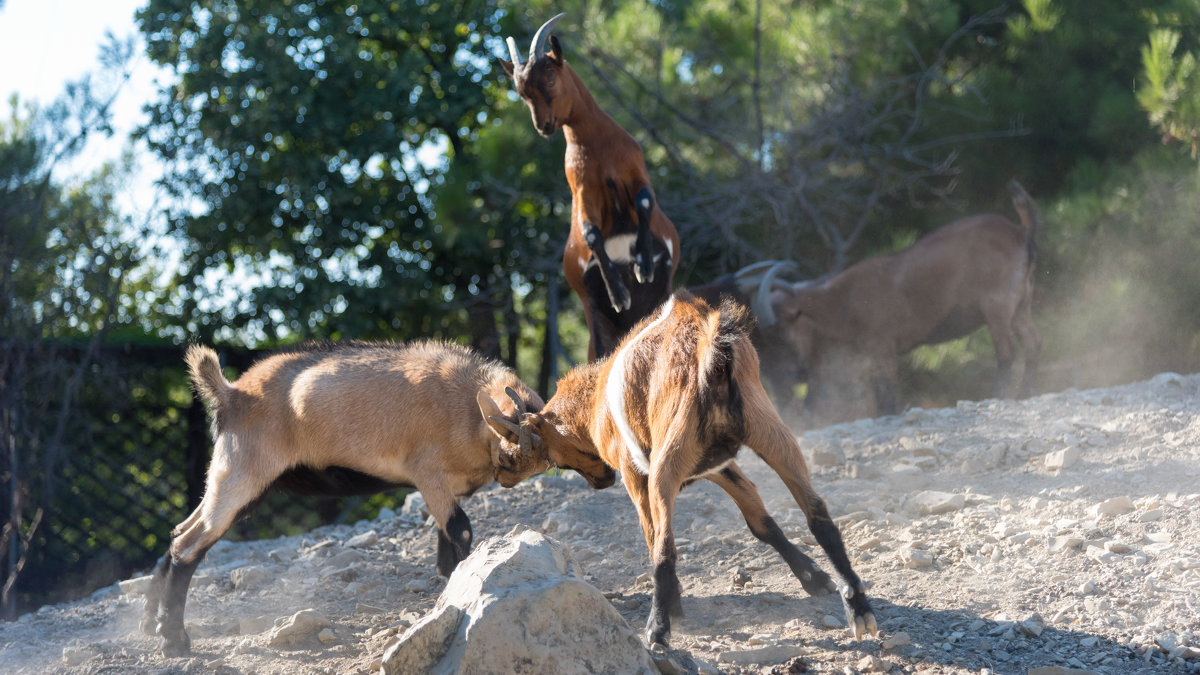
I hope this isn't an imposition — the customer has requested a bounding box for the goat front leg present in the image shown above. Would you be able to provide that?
[582,221,632,313]
[418,483,474,577]
[707,464,834,597]
[633,187,656,284]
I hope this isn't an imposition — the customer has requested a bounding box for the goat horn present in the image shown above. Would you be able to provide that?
[488,416,522,436]
[506,36,522,68]
[504,386,526,414]
[755,261,797,327]
[529,12,565,63]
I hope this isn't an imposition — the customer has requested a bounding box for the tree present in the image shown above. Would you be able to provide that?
[1141,28,1200,162]
[138,0,548,354]
[1,38,150,616]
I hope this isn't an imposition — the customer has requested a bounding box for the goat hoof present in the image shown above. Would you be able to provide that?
[839,583,877,640]
[158,628,192,657]
[644,622,670,647]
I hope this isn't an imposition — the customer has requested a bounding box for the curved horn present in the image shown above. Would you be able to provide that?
[755,261,798,327]
[503,386,535,454]
[529,12,566,63]
[504,386,526,414]
[506,36,522,68]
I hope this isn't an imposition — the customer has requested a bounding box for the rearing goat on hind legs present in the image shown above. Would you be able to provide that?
[500,13,681,360]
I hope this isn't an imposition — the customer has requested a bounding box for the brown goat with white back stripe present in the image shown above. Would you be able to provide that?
[141,341,614,656]
[482,290,877,646]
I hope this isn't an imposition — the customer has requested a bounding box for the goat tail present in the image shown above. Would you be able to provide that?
[698,297,755,395]
[1008,179,1041,263]
[185,344,232,413]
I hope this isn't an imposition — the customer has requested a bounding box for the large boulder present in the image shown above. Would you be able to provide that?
[380,526,656,674]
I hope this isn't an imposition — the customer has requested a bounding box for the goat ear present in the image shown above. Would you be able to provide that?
[499,58,515,78]
[548,35,564,64]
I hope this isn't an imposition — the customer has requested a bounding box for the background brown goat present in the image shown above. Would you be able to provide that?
[772,180,1042,423]
[501,13,681,361]
[483,290,876,646]
[141,341,613,656]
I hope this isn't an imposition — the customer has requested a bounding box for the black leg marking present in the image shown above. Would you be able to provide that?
[436,505,473,577]
[749,515,833,597]
[645,556,682,646]
[807,499,874,636]
[156,550,209,656]
[633,186,656,284]
[582,220,631,312]
[139,551,172,636]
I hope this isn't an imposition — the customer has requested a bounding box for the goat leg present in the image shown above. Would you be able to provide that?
[582,220,632,312]
[633,186,656,284]
[707,465,834,597]
[434,504,474,577]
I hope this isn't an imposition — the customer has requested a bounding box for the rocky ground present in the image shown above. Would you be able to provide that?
[2,372,1199,674]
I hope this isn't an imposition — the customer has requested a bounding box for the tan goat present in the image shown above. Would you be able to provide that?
[482,290,877,646]
[141,341,614,656]
[773,180,1043,421]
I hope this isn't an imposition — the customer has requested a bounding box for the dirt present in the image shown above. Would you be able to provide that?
[1,372,1198,674]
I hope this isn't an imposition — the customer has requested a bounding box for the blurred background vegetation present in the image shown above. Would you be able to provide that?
[3,0,1200,616]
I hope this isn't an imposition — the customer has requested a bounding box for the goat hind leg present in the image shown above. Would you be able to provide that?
[745,411,876,638]
[706,464,834,597]
[644,460,688,646]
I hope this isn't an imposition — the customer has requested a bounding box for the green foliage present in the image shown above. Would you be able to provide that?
[1140,29,1200,160]
[138,0,519,346]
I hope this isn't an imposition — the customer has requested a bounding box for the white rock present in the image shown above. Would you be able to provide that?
[1044,447,1081,470]
[908,490,965,515]
[900,547,934,568]
[118,575,153,597]
[1094,496,1135,517]
[346,530,379,548]
[881,631,911,649]
[822,614,845,628]
[380,527,655,675]
[809,445,845,467]
[1138,509,1163,522]
[718,644,804,666]
[230,565,270,590]
[268,609,332,647]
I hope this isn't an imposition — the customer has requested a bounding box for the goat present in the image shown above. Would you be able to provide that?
[482,290,877,646]
[501,14,681,360]
[140,340,614,656]
[772,180,1042,422]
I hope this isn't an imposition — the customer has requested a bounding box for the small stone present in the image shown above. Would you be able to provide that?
[1085,545,1118,565]
[346,530,379,548]
[1103,541,1131,554]
[377,507,397,520]
[317,628,337,644]
[239,615,274,635]
[1138,509,1163,522]
[1094,496,1134,517]
[356,602,387,615]
[1048,535,1084,553]
[230,565,270,590]
[1044,447,1081,470]
[268,608,332,647]
[1079,581,1097,595]
[856,654,892,672]
[718,644,804,665]
[881,632,911,649]
[900,547,934,568]
[823,614,845,629]
[908,490,966,515]
[62,644,99,667]
[118,575,153,597]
